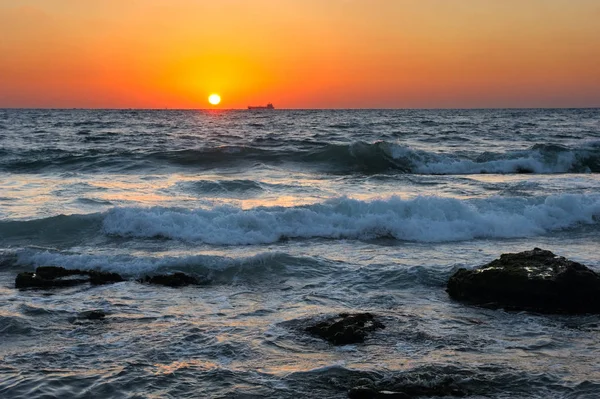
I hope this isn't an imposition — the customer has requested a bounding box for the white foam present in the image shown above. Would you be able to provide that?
[101,194,600,245]
[386,143,588,174]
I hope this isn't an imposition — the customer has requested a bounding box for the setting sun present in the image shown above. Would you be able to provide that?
[208,94,221,105]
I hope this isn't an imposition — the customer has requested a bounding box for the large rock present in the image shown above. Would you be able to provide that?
[15,266,123,289]
[306,313,385,345]
[447,248,600,314]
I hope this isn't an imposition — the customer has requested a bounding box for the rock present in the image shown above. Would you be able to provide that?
[15,271,88,289]
[348,379,467,398]
[390,380,467,397]
[305,313,385,345]
[142,272,206,287]
[15,266,124,289]
[78,310,106,320]
[348,387,409,399]
[447,248,600,314]
[35,266,84,280]
[89,270,124,285]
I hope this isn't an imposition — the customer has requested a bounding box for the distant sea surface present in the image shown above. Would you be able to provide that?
[1,109,600,398]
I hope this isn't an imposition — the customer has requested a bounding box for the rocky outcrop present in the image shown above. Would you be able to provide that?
[15,266,123,289]
[15,266,208,290]
[447,248,600,314]
[306,313,385,345]
[141,272,209,287]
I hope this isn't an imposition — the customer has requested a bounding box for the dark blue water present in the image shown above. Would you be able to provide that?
[1,109,600,398]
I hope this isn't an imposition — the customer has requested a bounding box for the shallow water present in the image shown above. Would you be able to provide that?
[1,109,600,398]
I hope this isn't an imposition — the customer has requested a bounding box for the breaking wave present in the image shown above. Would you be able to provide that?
[2,194,599,246]
[2,141,599,174]
[100,194,600,244]
[9,250,331,280]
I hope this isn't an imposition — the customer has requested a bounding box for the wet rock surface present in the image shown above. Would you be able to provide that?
[347,376,467,398]
[78,310,106,320]
[447,248,600,314]
[15,266,123,289]
[348,387,410,399]
[348,385,466,398]
[89,270,124,285]
[14,267,209,289]
[305,313,385,345]
[141,272,209,287]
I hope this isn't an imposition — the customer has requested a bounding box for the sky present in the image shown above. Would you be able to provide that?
[1,0,599,109]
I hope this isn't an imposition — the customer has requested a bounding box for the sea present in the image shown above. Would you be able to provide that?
[1,108,600,398]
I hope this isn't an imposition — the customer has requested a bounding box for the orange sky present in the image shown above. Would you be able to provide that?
[1,0,599,108]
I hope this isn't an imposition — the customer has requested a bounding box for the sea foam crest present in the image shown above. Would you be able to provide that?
[13,250,325,278]
[102,194,600,245]
[386,142,595,174]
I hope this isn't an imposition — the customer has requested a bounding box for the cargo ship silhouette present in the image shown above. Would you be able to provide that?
[248,103,274,110]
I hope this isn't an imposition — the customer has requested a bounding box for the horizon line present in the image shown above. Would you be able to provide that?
[1,106,599,111]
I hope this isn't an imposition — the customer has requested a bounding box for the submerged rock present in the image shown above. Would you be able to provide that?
[15,270,88,289]
[306,313,385,345]
[15,266,123,289]
[78,310,106,320]
[348,387,409,399]
[89,270,124,285]
[35,266,83,280]
[141,272,208,287]
[348,378,467,398]
[15,266,207,290]
[447,248,600,314]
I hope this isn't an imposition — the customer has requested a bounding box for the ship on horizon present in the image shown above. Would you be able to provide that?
[248,103,274,110]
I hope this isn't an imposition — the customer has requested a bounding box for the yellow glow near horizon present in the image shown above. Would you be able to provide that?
[208,94,221,105]
[1,1,599,108]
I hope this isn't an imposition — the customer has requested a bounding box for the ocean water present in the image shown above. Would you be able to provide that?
[1,108,600,398]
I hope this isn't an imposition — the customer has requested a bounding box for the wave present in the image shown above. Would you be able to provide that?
[7,248,453,287]
[178,179,264,195]
[100,194,600,244]
[147,141,600,174]
[413,143,600,174]
[2,194,599,246]
[176,179,301,197]
[0,214,102,244]
[2,141,599,174]
[8,250,331,280]
[0,315,33,335]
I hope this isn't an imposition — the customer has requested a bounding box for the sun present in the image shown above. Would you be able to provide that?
[208,94,221,105]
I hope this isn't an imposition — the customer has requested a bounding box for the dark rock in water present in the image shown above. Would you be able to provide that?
[348,378,467,398]
[15,271,88,289]
[515,166,534,174]
[142,272,207,287]
[389,380,467,398]
[306,313,385,345]
[35,266,84,280]
[89,270,124,285]
[348,387,409,399]
[447,248,600,314]
[15,266,124,289]
[78,310,106,320]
